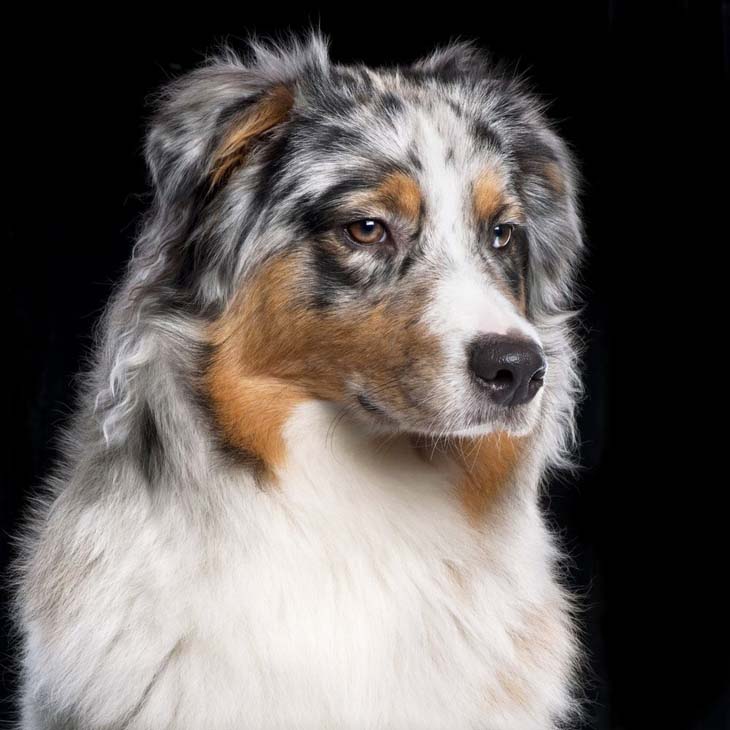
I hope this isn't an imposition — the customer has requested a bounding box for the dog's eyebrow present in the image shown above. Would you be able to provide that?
[489,201,524,224]
[473,169,507,219]
[472,170,523,222]
[293,170,424,234]
[367,171,423,222]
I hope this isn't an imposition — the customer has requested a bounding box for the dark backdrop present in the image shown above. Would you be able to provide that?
[3,4,728,728]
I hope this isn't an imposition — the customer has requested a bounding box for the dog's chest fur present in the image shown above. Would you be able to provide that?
[24,402,575,730]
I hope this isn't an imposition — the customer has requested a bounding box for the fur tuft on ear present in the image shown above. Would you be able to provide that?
[210,84,295,188]
[144,33,329,205]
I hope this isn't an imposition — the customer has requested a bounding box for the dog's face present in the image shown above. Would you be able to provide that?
[146,38,582,443]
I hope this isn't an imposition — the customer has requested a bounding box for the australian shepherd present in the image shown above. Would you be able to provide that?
[15,34,585,729]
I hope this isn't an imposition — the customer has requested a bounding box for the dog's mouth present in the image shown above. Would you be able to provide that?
[353,382,541,437]
[356,392,392,418]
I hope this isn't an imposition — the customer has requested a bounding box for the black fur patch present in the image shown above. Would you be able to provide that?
[138,403,165,485]
[311,241,361,307]
[357,393,388,417]
[398,252,416,278]
[292,170,395,235]
[473,120,503,152]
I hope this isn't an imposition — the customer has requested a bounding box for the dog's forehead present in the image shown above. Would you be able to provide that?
[289,70,507,196]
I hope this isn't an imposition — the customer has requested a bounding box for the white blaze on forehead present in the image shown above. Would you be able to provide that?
[413,107,539,347]
[414,109,468,246]
[428,264,537,341]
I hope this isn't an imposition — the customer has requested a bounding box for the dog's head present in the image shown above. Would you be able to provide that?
[144,36,582,448]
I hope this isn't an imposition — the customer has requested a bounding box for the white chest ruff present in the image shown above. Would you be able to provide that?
[24,403,576,730]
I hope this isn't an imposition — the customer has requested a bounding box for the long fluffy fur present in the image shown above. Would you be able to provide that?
[14,33,585,729]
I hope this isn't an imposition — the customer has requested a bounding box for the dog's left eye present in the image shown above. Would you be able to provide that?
[491,223,514,250]
[344,219,389,246]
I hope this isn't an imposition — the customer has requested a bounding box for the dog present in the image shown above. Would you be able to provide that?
[15,33,585,729]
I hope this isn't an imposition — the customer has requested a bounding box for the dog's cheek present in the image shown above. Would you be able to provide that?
[340,290,444,415]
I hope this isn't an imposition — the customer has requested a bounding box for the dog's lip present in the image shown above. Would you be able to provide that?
[356,392,383,414]
[354,385,537,436]
[356,392,397,422]
[466,400,533,428]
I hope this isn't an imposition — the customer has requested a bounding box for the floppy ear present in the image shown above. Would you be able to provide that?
[517,128,584,317]
[144,35,329,205]
[209,83,294,188]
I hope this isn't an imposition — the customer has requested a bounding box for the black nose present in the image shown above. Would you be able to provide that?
[469,335,546,406]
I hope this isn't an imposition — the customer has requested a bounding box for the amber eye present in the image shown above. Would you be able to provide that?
[344,219,388,246]
[491,223,514,250]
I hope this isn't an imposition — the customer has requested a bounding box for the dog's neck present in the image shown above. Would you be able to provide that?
[236,399,541,536]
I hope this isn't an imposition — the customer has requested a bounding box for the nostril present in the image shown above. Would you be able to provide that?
[527,368,545,397]
[473,366,515,390]
[489,369,514,387]
[531,367,546,384]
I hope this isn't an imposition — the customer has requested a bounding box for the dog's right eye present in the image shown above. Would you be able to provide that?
[344,219,389,246]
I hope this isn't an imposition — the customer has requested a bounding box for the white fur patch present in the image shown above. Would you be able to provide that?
[21,402,576,729]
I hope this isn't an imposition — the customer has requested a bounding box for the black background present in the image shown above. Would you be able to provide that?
[3,4,728,728]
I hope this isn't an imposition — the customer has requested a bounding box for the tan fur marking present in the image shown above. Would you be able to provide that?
[206,255,308,480]
[373,171,423,222]
[473,169,506,220]
[206,252,443,478]
[473,169,523,223]
[211,84,294,187]
[205,368,306,481]
[450,433,524,523]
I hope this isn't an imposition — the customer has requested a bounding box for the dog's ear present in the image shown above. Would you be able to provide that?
[519,130,584,316]
[145,35,329,205]
[209,83,294,188]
